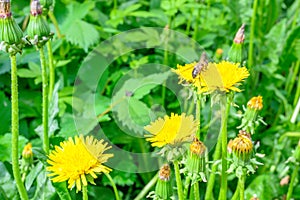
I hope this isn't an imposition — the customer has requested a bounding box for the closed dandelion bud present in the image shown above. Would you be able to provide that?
[187,137,206,173]
[22,143,33,162]
[238,96,265,134]
[215,48,223,60]
[247,96,263,111]
[27,0,52,47]
[0,0,24,55]
[228,24,245,63]
[230,130,253,163]
[21,143,34,181]
[155,164,172,199]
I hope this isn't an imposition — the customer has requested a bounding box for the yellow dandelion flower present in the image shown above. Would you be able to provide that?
[144,113,198,147]
[173,60,249,94]
[46,135,113,192]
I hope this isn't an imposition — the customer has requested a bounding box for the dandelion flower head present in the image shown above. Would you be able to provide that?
[47,135,113,192]
[144,113,198,147]
[173,60,249,94]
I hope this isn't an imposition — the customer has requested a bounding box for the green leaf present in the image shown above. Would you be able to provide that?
[17,62,42,84]
[245,174,278,199]
[64,20,99,52]
[61,1,99,51]
[0,162,18,199]
[113,72,170,134]
[25,162,43,190]
[0,91,11,135]
[51,182,72,200]
[0,133,27,162]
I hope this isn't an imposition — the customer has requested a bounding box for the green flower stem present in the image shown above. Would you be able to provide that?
[134,174,158,200]
[82,185,88,200]
[39,47,49,154]
[205,131,222,200]
[286,146,300,200]
[47,40,55,102]
[231,183,239,200]
[193,181,200,200]
[218,95,231,200]
[105,173,120,200]
[173,160,184,200]
[183,176,191,199]
[247,0,258,71]
[48,11,62,38]
[239,169,246,200]
[196,94,201,139]
[10,55,29,200]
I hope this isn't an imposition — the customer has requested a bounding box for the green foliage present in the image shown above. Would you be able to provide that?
[0,0,299,199]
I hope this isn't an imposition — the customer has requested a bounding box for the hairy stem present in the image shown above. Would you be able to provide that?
[47,40,55,103]
[218,96,231,200]
[193,181,200,200]
[183,176,191,199]
[173,160,184,200]
[196,94,201,139]
[205,131,222,200]
[10,55,29,200]
[239,169,246,200]
[39,48,49,154]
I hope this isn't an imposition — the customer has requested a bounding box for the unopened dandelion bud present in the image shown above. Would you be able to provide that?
[187,137,206,173]
[234,24,245,44]
[231,130,253,163]
[238,96,265,134]
[215,48,223,60]
[247,96,263,111]
[27,0,52,47]
[22,143,33,161]
[21,143,34,181]
[0,0,11,18]
[0,0,24,54]
[228,24,245,63]
[155,164,172,199]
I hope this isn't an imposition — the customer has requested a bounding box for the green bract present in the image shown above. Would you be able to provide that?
[0,18,23,44]
[27,15,51,47]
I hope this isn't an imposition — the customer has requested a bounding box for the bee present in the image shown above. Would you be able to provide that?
[192,52,209,78]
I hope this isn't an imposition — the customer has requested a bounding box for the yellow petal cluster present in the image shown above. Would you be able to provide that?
[47,135,113,191]
[247,96,263,110]
[144,113,198,147]
[173,60,249,94]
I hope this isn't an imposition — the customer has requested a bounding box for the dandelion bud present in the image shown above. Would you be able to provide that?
[186,137,206,174]
[228,24,245,63]
[0,0,24,55]
[247,96,263,111]
[214,48,223,61]
[21,143,34,181]
[230,130,253,163]
[238,96,265,134]
[27,0,52,48]
[22,143,33,161]
[233,24,245,44]
[155,164,172,199]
